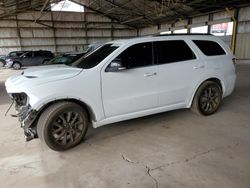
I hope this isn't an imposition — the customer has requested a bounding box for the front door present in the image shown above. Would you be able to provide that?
[21,51,33,66]
[101,42,158,118]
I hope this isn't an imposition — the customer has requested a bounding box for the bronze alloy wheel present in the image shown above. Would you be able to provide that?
[37,102,88,151]
[199,85,221,114]
[191,81,222,115]
[50,111,85,146]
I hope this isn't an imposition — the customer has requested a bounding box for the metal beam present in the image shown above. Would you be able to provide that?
[228,8,239,53]
[34,0,50,22]
[71,0,137,28]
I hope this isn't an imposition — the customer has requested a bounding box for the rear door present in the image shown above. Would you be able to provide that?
[154,40,205,106]
[101,42,159,118]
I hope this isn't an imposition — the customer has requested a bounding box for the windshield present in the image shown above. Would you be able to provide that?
[47,55,76,65]
[72,43,119,69]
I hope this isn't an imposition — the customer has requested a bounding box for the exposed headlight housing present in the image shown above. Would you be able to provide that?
[11,92,28,107]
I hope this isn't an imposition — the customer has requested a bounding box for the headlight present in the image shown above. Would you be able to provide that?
[6,59,12,63]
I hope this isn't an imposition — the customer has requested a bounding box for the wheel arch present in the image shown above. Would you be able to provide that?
[13,61,22,67]
[31,98,96,129]
[187,77,225,108]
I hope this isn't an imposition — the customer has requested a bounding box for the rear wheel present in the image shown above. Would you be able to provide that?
[191,81,222,115]
[12,62,21,70]
[37,102,88,151]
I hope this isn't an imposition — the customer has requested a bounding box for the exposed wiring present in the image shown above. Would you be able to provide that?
[5,100,14,116]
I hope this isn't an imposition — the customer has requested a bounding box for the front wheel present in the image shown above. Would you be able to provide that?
[191,81,222,115]
[37,102,88,151]
[12,62,21,70]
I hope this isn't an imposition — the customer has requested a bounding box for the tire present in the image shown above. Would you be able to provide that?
[191,81,222,116]
[0,60,5,67]
[37,102,88,151]
[12,62,21,70]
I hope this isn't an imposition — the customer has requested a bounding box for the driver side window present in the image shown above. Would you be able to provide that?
[117,42,153,69]
[24,52,32,57]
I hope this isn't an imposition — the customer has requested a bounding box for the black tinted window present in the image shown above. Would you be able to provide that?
[155,40,195,64]
[42,51,53,57]
[23,52,32,57]
[117,42,153,69]
[34,51,43,56]
[16,52,24,56]
[193,40,226,56]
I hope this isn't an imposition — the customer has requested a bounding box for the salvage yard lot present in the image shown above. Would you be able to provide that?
[0,62,250,188]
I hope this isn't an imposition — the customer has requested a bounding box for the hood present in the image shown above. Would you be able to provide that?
[5,65,83,92]
[21,65,82,77]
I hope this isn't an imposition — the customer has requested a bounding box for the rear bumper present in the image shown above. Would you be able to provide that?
[223,74,236,98]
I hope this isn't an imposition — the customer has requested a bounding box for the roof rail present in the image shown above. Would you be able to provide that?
[153,33,213,37]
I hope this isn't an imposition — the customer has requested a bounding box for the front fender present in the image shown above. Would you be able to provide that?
[29,94,98,121]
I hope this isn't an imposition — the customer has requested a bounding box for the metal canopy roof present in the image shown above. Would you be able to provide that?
[0,0,250,28]
[0,0,46,18]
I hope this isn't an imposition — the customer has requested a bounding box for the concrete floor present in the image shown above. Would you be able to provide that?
[0,62,250,188]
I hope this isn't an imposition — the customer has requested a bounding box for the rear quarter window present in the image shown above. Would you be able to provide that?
[193,40,226,56]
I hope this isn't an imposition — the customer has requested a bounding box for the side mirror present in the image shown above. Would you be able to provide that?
[106,59,126,72]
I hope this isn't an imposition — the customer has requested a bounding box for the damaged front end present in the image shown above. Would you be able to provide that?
[9,93,38,141]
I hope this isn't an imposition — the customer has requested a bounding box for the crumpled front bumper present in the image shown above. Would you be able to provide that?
[17,105,38,141]
[9,99,39,141]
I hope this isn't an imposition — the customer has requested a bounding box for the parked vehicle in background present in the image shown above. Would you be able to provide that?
[45,44,102,66]
[5,50,54,69]
[5,34,236,151]
[0,55,5,67]
[0,51,28,67]
[45,52,86,66]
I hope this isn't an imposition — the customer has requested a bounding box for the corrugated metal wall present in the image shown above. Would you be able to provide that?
[236,33,250,59]
[139,6,250,59]
[236,6,250,59]
[0,9,137,55]
[1,6,250,58]
[139,10,233,47]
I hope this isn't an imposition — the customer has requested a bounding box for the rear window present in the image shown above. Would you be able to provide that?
[193,40,226,56]
[155,40,196,64]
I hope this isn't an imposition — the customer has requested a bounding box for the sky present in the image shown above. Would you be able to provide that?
[51,0,84,12]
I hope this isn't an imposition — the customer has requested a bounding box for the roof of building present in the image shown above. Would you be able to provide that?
[0,0,250,28]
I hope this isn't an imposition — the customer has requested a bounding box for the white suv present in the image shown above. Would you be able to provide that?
[5,34,236,151]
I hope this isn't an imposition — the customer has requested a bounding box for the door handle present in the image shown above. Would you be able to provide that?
[193,65,205,69]
[144,72,157,77]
